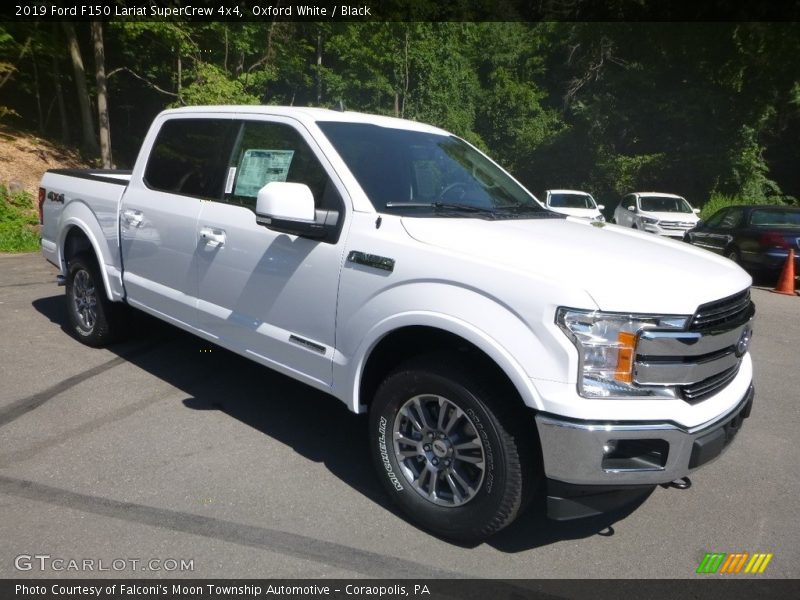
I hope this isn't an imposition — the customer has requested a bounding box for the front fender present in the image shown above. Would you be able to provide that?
[334,281,574,413]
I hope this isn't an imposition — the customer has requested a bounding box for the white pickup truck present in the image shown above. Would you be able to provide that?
[40,106,755,542]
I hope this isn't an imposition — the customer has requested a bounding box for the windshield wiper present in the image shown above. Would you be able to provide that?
[495,205,561,218]
[385,201,499,218]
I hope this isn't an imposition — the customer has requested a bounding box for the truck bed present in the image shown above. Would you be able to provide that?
[47,168,133,185]
[40,168,132,302]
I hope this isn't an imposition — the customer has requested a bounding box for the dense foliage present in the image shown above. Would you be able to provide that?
[1,21,799,211]
[0,185,38,252]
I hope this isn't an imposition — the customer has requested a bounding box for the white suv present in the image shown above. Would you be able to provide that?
[613,192,700,238]
[544,189,605,221]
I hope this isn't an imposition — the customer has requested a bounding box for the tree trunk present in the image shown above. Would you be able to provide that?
[91,21,112,168]
[316,32,322,105]
[31,49,44,134]
[52,47,69,143]
[62,22,99,156]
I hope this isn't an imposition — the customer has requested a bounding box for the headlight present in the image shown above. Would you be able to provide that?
[594,214,606,222]
[639,216,659,225]
[556,308,689,399]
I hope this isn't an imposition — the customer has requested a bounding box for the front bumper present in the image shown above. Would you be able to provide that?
[642,223,695,238]
[535,383,754,487]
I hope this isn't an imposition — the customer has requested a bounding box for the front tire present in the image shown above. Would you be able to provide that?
[369,355,538,542]
[65,253,125,347]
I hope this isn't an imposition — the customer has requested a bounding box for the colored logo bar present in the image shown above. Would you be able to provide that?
[697,552,773,574]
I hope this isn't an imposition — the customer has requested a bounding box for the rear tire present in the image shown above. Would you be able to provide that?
[65,253,126,347]
[368,354,539,542]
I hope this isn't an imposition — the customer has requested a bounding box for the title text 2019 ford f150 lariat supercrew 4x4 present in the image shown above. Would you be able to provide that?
[40,106,755,542]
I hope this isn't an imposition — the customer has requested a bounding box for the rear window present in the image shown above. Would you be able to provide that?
[750,209,800,227]
[144,118,238,199]
[549,193,595,209]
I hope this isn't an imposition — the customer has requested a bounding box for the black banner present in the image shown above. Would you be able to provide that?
[4,0,800,23]
[3,579,800,600]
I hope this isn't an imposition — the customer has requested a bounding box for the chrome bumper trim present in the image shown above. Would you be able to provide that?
[535,385,753,486]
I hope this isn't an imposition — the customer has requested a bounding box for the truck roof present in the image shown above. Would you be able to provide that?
[547,189,593,196]
[634,192,684,199]
[159,105,449,136]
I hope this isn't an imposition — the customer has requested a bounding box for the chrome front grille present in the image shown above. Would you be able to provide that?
[634,288,754,403]
[660,221,694,229]
[691,289,752,330]
[681,365,741,402]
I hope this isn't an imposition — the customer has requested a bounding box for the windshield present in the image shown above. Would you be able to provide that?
[317,122,548,218]
[548,193,596,209]
[639,196,693,213]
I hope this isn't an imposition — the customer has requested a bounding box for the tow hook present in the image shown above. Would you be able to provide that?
[662,476,692,490]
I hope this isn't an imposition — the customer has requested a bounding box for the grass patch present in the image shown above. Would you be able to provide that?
[0,185,40,253]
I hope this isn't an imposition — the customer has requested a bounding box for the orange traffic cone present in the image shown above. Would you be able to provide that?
[773,248,797,296]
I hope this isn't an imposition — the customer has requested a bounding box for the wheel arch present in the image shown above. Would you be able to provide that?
[353,321,542,416]
[60,223,114,301]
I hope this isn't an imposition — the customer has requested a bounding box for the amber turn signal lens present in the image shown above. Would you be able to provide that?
[615,331,636,383]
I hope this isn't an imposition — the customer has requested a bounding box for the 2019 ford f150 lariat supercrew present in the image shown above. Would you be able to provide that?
[40,106,755,542]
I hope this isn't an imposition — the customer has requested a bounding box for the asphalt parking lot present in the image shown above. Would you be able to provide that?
[1,252,798,579]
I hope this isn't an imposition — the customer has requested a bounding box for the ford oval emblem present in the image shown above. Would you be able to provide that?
[735,326,752,357]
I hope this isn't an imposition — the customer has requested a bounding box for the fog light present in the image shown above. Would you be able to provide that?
[602,440,617,455]
[601,439,669,472]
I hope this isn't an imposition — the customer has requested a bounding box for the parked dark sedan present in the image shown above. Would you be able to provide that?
[684,205,800,274]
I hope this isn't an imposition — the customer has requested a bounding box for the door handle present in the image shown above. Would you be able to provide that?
[199,227,226,248]
[122,209,144,227]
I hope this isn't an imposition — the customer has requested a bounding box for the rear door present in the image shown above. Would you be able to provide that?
[194,116,349,389]
[120,116,238,328]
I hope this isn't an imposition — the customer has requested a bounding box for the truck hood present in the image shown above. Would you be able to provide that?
[401,217,751,315]
[641,210,699,224]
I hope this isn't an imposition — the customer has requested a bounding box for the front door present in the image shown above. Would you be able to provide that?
[194,117,348,389]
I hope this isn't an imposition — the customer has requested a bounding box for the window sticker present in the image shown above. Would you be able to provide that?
[224,167,237,194]
[234,149,295,197]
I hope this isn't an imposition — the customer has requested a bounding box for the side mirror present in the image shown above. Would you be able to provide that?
[693,207,701,214]
[626,205,636,212]
[256,182,315,223]
[597,204,605,210]
[255,182,338,240]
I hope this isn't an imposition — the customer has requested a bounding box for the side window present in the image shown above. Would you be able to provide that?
[720,208,743,229]
[224,120,342,212]
[144,119,238,199]
[705,208,729,228]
